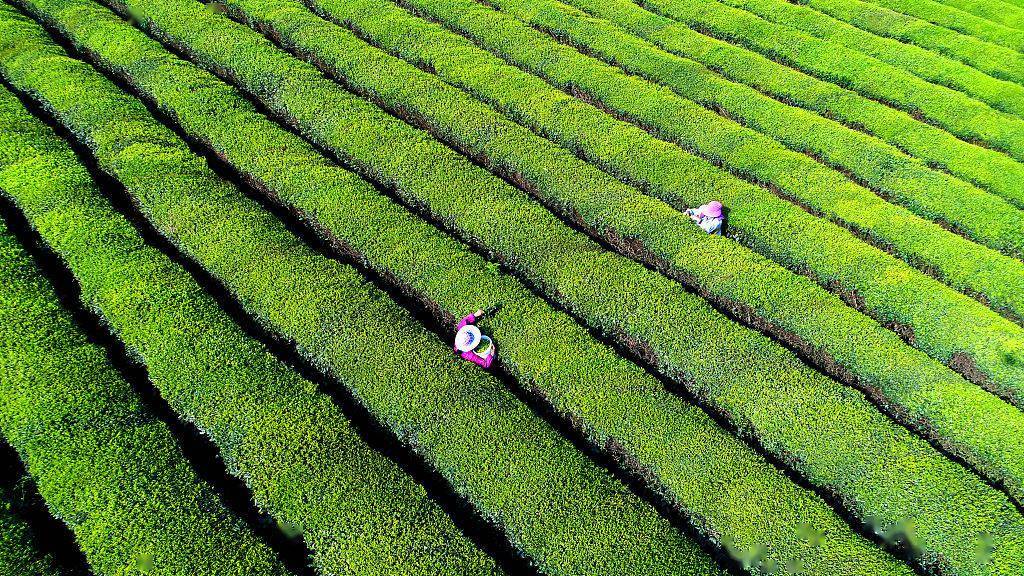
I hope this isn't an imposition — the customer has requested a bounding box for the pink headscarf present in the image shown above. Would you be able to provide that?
[698,201,723,219]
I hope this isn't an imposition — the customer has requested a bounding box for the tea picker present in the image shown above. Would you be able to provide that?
[454,309,496,369]
[686,201,725,235]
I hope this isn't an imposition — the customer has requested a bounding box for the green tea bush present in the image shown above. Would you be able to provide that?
[0,60,497,576]
[0,212,287,576]
[0,10,717,575]
[637,0,1024,158]
[0,456,68,576]
[26,0,1024,573]
[838,0,1024,57]
[14,1,917,573]
[924,0,1024,31]
[264,0,1024,419]
[473,0,1024,262]
[556,0,1024,209]
[714,0,1024,96]
[374,0,1024,402]
[0,509,56,576]
[212,0,1024,504]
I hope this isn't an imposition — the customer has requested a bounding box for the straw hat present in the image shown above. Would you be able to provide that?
[455,325,482,352]
[703,201,723,218]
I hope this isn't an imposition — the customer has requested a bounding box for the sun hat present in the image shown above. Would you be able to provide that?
[703,201,723,218]
[455,324,482,352]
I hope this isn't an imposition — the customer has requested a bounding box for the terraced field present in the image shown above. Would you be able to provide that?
[0,0,1020,574]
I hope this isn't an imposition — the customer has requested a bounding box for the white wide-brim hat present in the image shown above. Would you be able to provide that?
[455,325,482,352]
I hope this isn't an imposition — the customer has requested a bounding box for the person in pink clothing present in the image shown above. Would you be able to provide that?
[685,200,725,235]
[454,309,495,369]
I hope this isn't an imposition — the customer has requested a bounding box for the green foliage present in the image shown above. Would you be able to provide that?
[0,511,54,576]
[0,220,287,576]
[254,0,1024,505]
[715,0,1024,104]
[223,0,1024,521]
[557,0,1024,211]
[925,0,1024,32]
[23,0,1024,573]
[640,0,1024,158]
[16,0,914,573]
[481,0,1024,263]
[0,73,496,576]
[0,9,716,575]
[803,0,1024,71]
[385,0,1024,396]
[0,462,66,576]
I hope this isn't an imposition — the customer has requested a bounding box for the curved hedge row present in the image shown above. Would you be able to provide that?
[309,0,1024,412]
[861,0,1024,52]
[0,43,500,576]
[22,1,916,573]
[61,1,1024,574]
[718,0,1024,90]
[96,0,1024,506]
[701,0,1024,118]
[477,0,1024,267]
[0,508,58,576]
[0,8,722,575]
[91,0,1024,513]
[557,0,1024,210]
[637,0,1024,160]
[0,184,288,576]
[929,0,1024,31]
[232,0,1024,502]
[0,454,67,576]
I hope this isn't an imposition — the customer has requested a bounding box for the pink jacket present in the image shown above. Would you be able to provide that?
[455,313,495,369]
[686,208,723,235]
